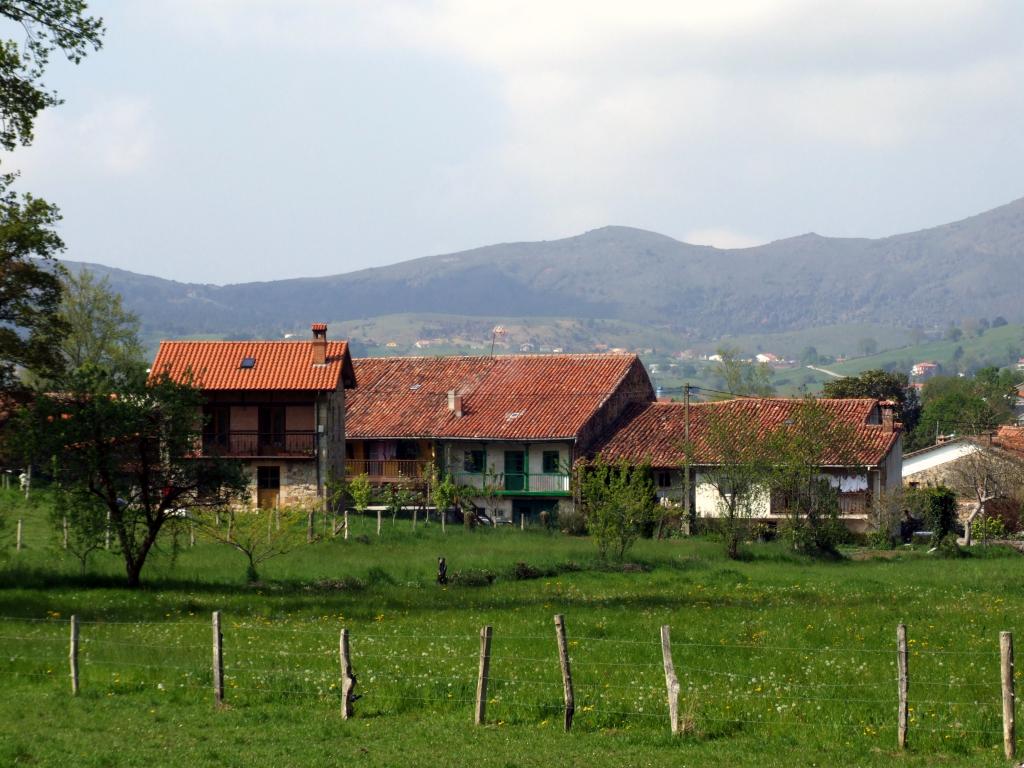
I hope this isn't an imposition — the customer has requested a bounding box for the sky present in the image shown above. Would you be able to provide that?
[4,0,1024,284]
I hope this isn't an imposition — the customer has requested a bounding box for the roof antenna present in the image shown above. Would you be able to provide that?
[490,325,506,356]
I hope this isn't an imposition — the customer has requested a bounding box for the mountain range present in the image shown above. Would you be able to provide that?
[62,196,1024,349]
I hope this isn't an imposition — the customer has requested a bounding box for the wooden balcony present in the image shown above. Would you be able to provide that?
[346,459,432,482]
[202,431,317,458]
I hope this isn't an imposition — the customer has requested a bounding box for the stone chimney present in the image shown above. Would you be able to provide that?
[447,389,463,418]
[879,400,897,432]
[311,323,328,365]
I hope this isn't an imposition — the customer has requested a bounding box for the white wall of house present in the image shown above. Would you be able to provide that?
[694,474,772,518]
[902,440,979,482]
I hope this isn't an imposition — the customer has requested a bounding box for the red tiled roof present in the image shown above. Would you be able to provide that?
[994,426,1024,456]
[150,340,355,391]
[347,354,650,441]
[595,398,899,467]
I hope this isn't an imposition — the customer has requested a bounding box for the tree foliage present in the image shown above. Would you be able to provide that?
[699,408,770,559]
[712,346,774,396]
[11,366,248,587]
[766,398,860,554]
[577,457,656,560]
[0,1,103,153]
[0,174,66,388]
[822,368,920,434]
[197,506,303,582]
[57,268,144,374]
[910,367,1022,449]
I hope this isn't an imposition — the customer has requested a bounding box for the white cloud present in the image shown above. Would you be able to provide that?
[7,98,156,179]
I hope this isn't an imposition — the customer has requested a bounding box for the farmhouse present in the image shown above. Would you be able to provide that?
[150,324,356,509]
[593,398,903,532]
[344,354,654,524]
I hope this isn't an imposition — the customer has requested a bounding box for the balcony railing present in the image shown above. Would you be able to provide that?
[346,459,432,482]
[202,431,317,458]
[449,471,571,495]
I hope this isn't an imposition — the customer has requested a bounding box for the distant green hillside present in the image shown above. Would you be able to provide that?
[829,323,1024,378]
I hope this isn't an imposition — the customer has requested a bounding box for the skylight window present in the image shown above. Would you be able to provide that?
[240,357,256,369]
[505,411,524,422]
[409,383,421,391]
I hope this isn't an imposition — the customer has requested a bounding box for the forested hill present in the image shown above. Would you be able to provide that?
[62,195,1024,341]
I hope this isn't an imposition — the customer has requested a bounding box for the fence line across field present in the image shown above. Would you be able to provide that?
[1,613,1015,756]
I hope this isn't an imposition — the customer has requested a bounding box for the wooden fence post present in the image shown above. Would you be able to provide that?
[15,518,22,551]
[1002,631,1015,760]
[69,615,79,695]
[340,628,356,719]
[105,510,111,550]
[660,625,680,735]
[212,611,224,707]
[897,622,908,750]
[475,625,493,725]
[63,516,69,550]
[554,614,575,732]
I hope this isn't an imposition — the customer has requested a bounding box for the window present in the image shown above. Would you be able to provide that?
[240,356,256,369]
[542,450,561,474]
[257,466,280,490]
[463,450,484,473]
[656,470,672,489]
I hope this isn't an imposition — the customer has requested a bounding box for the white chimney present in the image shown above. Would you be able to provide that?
[447,389,463,417]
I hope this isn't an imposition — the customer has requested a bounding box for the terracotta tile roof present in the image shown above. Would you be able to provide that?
[347,354,650,441]
[595,398,900,467]
[993,426,1024,456]
[150,340,355,391]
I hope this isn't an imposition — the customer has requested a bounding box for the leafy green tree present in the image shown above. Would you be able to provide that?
[431,471,456,533]
[197,506,303,582]
[910,369,1021,448]
[0,3,104,388]
[699,408,771,559]
[0,175,67,388]
[347,472,372,539]
[712,346,775,397]
[11,365,248,587]
[56,269,144,374]
[52,480,108,575]
[908,486,957,544]
[0,1,103,154]
[945,326,963,342]
[822,369,920,433]
[799,346,819,365]
[766,398,860,554]
[577,457,656,560]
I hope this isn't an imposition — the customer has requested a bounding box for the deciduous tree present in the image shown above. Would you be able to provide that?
[698,408,771,559]
[56,268,143,374]
[12,365,248,587]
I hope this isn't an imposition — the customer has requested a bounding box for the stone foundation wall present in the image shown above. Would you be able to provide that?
[242,461,321,509]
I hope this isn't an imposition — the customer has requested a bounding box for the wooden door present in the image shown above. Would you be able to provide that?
[257,466,280,509]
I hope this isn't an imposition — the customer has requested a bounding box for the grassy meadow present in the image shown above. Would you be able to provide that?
[1,489,1023,767]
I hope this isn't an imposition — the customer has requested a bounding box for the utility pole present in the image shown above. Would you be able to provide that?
[683,383,692,533]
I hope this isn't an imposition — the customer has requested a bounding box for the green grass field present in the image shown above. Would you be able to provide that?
[1,490,1023,767]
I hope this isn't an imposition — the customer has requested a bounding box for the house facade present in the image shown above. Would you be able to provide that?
[344,354,655,523]
[594,397,903,532]
[150,324,356,509]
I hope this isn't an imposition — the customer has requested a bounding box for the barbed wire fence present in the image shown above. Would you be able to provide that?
[0,614,1016,759]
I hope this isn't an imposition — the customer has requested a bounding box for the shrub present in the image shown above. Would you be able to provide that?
[558,505,588,536]
[365,566,395,586]
[449,568,496,587]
